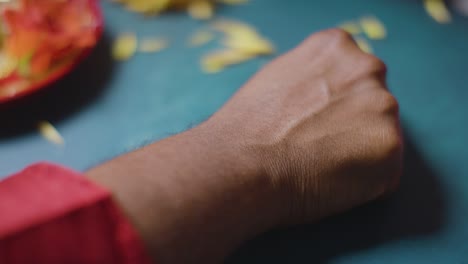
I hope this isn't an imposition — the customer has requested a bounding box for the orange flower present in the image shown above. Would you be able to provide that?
[1,0,99,77]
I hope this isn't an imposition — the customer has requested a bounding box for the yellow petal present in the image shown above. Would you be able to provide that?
[112,33,138,61]
[212,20,260,39]
[188,30,215,47]
[424,0,452,23]
[202,61,225,73]
[38,121,65,146]
[223,36,274,55]
[118,0,171,14]
[188,0,214,20]
[212,19,275,55]
[354,37,373,54]
[217,0,248,5]
[360,16,387,40]
[201,49,255,73]
[338,21,362,35]
[139,38,169,53]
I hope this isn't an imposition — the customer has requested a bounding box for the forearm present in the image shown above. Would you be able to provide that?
[87,122,282,264]
[86,28,402,263]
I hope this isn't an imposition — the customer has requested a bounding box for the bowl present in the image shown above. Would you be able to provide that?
[0,0,104,104]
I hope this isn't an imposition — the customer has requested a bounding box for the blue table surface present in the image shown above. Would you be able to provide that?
[1,0,468,263]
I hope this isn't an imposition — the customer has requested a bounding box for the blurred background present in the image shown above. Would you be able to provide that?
[1,0,468,263]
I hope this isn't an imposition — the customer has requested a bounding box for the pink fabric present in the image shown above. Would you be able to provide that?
[0,163,151,264]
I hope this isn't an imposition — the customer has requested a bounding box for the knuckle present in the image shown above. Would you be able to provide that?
[387,126,402,151]
[383,127,403,159]
[376,124,403,161]
[325,28,352,39]
[360,55,387,74]
[377,92,399,114]
[323,28,353,43]
[363,89,399,115]
[311,28,353,46]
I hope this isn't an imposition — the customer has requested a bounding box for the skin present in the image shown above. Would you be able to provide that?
[87,29,403,264]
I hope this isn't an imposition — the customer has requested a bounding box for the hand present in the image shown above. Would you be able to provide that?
[88,29,403,264]
[208,28,403,224]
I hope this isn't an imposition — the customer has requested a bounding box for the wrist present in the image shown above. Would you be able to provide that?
[218,119,314,227]
[87,122,285,263]
[190,121,286,230]
[146,124,284,262]
[200,117,299,227]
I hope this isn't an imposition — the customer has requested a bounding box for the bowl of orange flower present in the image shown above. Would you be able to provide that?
[0,0,103,103]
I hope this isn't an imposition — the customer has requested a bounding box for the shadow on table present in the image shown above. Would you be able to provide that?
[227,129,447,264]
[0,32,114,139]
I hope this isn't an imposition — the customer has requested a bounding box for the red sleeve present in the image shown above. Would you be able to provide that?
[0,163,152,264]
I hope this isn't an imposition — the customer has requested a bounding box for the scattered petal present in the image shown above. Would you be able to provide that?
[222,36,274,55]
[217,0,248,5]
[212,19,257,37]
[188,0,214,20]
[116,0,171,15]
[188,30,214,47]
[424,0,452,24]
[201,49,254,73]
[354,36,373,54]
[360,16,386,40]
[139,38,168,53]
[38,120,65,146]
[212,19,275,55]
[338,21,362,35]
[201,60,224,73]
[112,33,137,61]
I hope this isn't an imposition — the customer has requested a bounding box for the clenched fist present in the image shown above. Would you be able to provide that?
[210,29,403,224]
[89,29,403,264]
